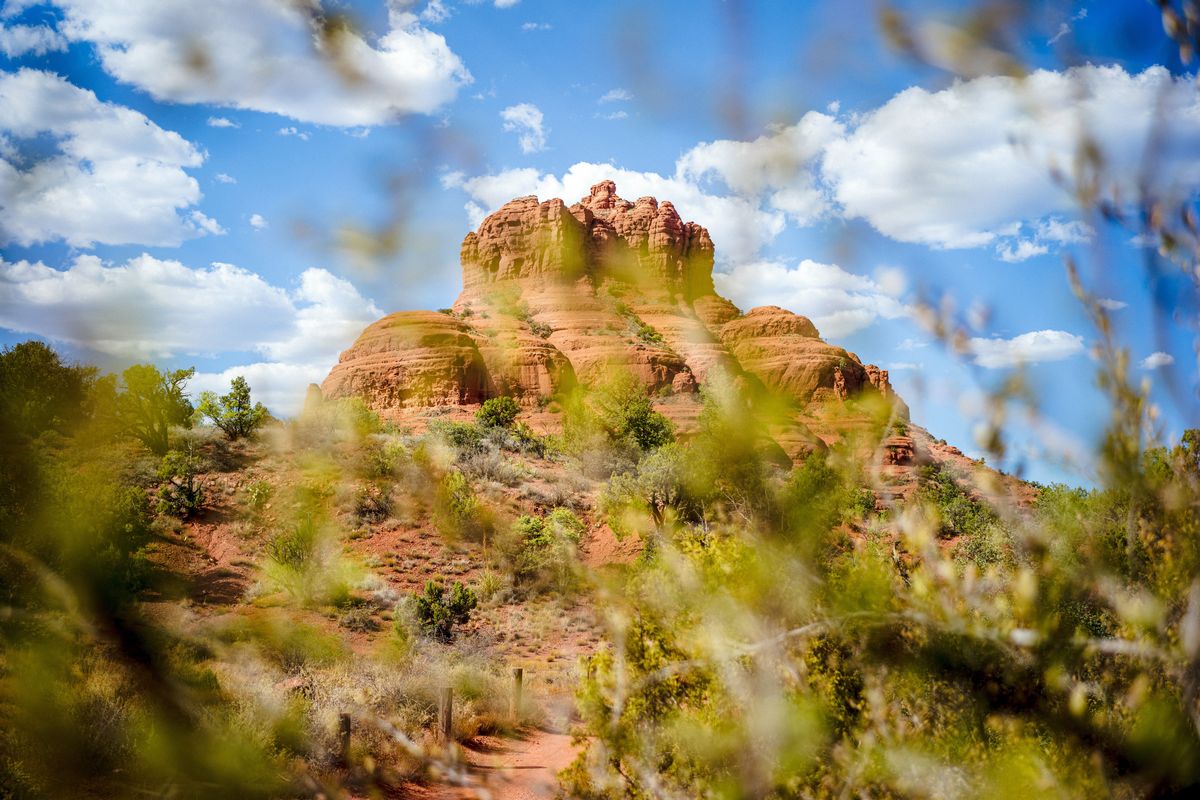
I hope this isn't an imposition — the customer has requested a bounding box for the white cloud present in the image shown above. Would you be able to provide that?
[1048,8,1087,46]
[494,0,520,8]
[214,172,236,184]
[0,68,213,247]
[676,111,845,226]
[448,64,1200,297]
[47,0,471,126]
[888,362,922,370]
[596,110,628,121]
[0,23,67,57]
[189,210,225,236]
[1097,297,1127,311]
[521,22,551,31]
[1140,351,1174,369]
[713,259,908,339]
[997,239,1049,263]
[599,88,632,103]
[206,116,239,128]
[501,102,547,153]
[191,361,326,417]
[444,162,786,264]
[420,0,452,24]
[249,213,268,230]
[0,254,382,415]
[822,65,1200,255]
[278,126,310,141]
[968,330,1084,368]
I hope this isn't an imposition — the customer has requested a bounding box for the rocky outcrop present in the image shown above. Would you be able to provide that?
[322,312,491,408]
[323,180,907,455]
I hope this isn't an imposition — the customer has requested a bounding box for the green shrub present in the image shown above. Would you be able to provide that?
[504,508,585,591]
[433,470,489,540]
[243,480,272,512]
[155,449,205,518]
[917,464,996,539]
[412,581,478,642]
[353,483,392,523]
[476,396,521,429]
[429,419,485,452]
[361,438,408,478]
[265,518,318,569]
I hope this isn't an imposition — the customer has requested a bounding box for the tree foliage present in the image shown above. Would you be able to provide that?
[196,375,268,440]
[115,364,195,455]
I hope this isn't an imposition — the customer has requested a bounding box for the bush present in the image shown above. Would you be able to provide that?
[428,420,485,453]
[476,396,521,429]
[503,508,585,592]
[433,470,490,540]
[243,480,272,512]
[353,483,392,523]
[917,464,997,539]
[265,518,318,569]
[412,581,478,642]
[593,377,674,453]
[155,449,205,518]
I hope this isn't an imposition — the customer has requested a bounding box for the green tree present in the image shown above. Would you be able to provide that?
[476,395,520,428]
[115,364,195,455]
[196,375,268,440]
[0,340,95,437]
[592,375,675,452]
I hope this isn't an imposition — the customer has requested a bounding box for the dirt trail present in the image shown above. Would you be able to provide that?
[429,730,580,800]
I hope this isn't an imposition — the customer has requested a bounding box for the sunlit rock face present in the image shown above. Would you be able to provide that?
[322,180,901,454]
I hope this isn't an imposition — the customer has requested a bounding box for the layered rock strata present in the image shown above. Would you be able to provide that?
[322,180,901,456]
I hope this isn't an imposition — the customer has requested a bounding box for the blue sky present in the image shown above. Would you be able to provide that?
[1,0,1197,486]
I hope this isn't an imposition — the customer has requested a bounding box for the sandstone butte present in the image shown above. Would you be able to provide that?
[322,179,925,469]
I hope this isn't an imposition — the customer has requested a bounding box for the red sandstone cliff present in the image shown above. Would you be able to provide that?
[322,180,902,459]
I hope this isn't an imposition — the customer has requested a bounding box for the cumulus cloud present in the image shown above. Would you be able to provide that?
[494,0,520,8]
[521,22,551,32]
[206,116,239,128]
[678,111,845,227]
[0,254,382,415]
[823,65,1200,255]
[713,259,908,339]
[0,23,67,57]
[1097,297,1127,311]
[501,102,547,153]
[214,173,236,184]
[443,162,786,264]
[0,68,214,247]
[46,0,471,126]
[1140,351,1174,369]
[278,126,310,141]
[968,330,1084,368]
[249,213,268,230]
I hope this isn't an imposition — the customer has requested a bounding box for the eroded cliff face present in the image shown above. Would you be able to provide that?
[322,180,902,458]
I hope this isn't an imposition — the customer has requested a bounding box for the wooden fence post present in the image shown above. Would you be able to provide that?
[510,667,524,722]
[338,713,351,765]
[438,687,453,742]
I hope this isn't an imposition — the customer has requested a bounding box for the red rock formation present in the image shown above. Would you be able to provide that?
[323,180,907,449]
[321,311,490,408]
